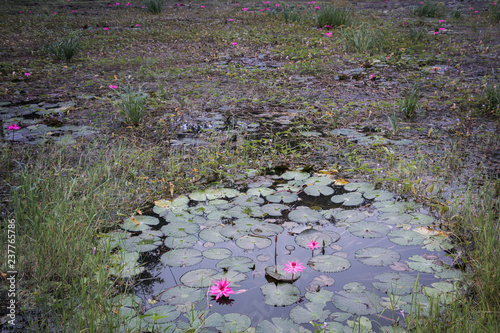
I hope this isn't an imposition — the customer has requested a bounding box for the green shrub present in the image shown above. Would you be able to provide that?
[144,0,165,14]
[116,85,147,125]
[413,1,441,18]
[317,6,351,28]
[341,25,384,53]
[47,33,80,61]
[400,84,419,120]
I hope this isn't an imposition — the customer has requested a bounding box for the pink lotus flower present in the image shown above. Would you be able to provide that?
[6,123,21,131]
[308,240,321,250]
[314,6,320,9]
[276,4,279,8]
[283,260,305,275]
[109,85,118,89]
[210,278,234,300]
[24,73,31,77]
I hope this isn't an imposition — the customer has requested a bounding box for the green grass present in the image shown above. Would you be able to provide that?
[144,0,165,14]
[413,1,442,18]
[316,5,352,28]
[47,33,81,61]
[400,83,420,120]
[341,25,384,53]
[408,22,427,41]
[483,81,499,117]
[115,84,148,126]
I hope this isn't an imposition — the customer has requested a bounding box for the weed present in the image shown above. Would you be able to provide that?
[115,84,147,125]
[387,110,399,135]
[413,1,442,18]
[408,22,427,41]
[144,0,165,14]
[341,25,384,53]
[282,8,302,23]
[483,81,500,118]
[451,9,462,19]
[317,6,352,28]
[489,3,500,22]
[400,84,419,120]
[47,33,80,61]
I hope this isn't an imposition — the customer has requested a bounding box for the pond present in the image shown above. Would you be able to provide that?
[101,170,462,333]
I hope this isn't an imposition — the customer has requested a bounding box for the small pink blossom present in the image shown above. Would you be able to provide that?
[325,32,332,37]
[72,10,77,13]
[314,6,320,9]
[243,8,248,11]
[227,18,234,21]
[231,42,238,45]
[200,5,205,8]
[104,27,109,30]
[109,85,118,89]
[308,240,321,250]
[24,73,31,77]
[136,24,141,27]
[474,10,478,13]
[324,25,332,28]
[267,1,270,3]
[420,2,423,4]
[369,74,375,79]
[210,278,234,300]
[260,8,265,11]
[438,19,445,23]
[126,3,131,6]
[276,4,279,7]
[439,27,446,31]
[53,12,57,14]
[6,124,21,131]
[434,31,439,35]
[283,260,305,275]
[469,7,473,9]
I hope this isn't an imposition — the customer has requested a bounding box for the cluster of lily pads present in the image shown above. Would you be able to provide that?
[100,170,462,332]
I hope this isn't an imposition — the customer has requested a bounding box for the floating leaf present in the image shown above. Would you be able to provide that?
[305,176,334,186]
[308,255,351,273]
[256,317,304,333]
[122,231,163,253]
[206,313,251,333]
[295,229,339,249]
[281,171,310,180]
[247,187,275,197]
[202,248,232,260]
[247,179,274,188]
[378,212,413,225]
[251,223,284,236]
[236,235,272,250]
[160,286,204,305]
[388,229,425,246]
[260,283,301,306]
[329,128,362,137]
[407,255,444,274]
[379,295,408,310]
[348,222,391,238]
[331,192,364,206]
[180,268,218,288]
[257,254,271,262]
[265,265,302,282]
[164,235,198,249]
[188,204,218,216]
[329,312,352,322]
[217,256,255,273]
[261,203,288,217]
[363,190,394,201]
[98,231,128,250]
[108,251,144,278]
[401,293,431,317]
[189,188,239,201]
[199,228,227,243]
[266,191,299,204]
[206,210,232,221]
[163,212,206,224]
[408,213,434,225]
[161,222,200,238]
[373,201,418,213]
[233,217,261,232]
[305,289,334,304]
[122,215,159,232]
[161,249,203,267]
[213,270,248,286]
[334,210,366,223]
[332,291,379,315]
[434,269,464,281]
[289,206,323,223]
[312,275,335,287]
[343,182,375,193]
[304,184,334,197]
[355,247,400,266]
[233,194,265,206]
[346,316,373,332]
[343,282,366,293]
[143,305,180,324]
[228,205,264,218]
[290,302,331,324]
[372,272,417,295]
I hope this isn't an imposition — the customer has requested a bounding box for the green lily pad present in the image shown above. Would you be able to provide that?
[289,206,323,223]
[122,215,159,232]
[332,291,379,315]
[401,293,432,317]
[348,222,391,238]
[164,235,198,249]
[160,286,205,305]
[422,235,454,252]
[265,265,302,282]
[305,289,334,304]
[248,179,274,188]
[363,190,394,201]
[308,255,351,273]
[346,316,373,332]
[290,302,331,324]
[295,229,339,249]
[329,312,352,322]
[329,128,362,137]
[233,194,265,206]
[216,256,255,273]
[343,282,366,293]
[122,231,163,253]
[228,205,264,218]
[407,255,444,274]
[154,195,189,210]
[161,249,203,267]
[434,269,464,281]
[163,212,206,224]
[236,235,272,250]
[260,283,301,306]
[409,212,435,225]
[233,217,261,232]
[334,210,366,223]
[343,182,375,193]
[199,228,227,243]
[108,251,145,278]
[388,229,425,246]
[379,295,408,310]
[161,222,200,238]
[372,272,417,295]
[378,212,413,225]
[355,247,400,266]
[373,201,418,213]
[143,305,180,324]
[98,231,128,250]
[251,223,284,236]
[202,248,233,260]
[188,203,218,216]
[304,184,334,197]
[331,192,364,206]
[281,171,310,180]
[247,187,275,197]
[206,210,232,221]
[208,199,234,210]
[180,268,218,288]
[189,188,239,201]
[261,203,288,217]
[213,270,248,286]
[219,225,245,239]
[266,191,299,204]
[256,317,305,333]
[205,313,251,333]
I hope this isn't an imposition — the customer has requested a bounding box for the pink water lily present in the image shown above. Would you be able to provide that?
[7,123,21,130]
[210,278,234,300]
[308,240,321,250]
[283,260,305,275]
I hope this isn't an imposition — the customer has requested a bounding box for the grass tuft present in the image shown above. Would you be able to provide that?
[144,0,165,14]
[408,22,427,41]
[115,84,148,126]
[317,5,352,28]
[413,1,442,18]
[47,33,80,61]
[400,83,419,120]
[341,25,384,53]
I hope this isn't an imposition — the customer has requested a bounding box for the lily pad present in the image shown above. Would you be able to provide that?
[289,206,323,223]
[305,289,334,304]
[160,286,205,305]
[331,192,364,206]
[308,255,351,273]
[180,268,218,288]
[305,176,334,186]
[407,254,444,274]
[164,235,198,249]
[233,217,261,232]
[355,247,400,266]
[98,231,128,250]
[372,272,417,295]
[199,228,227,243]
[343,282,366,293]
[378,212,413,225]
[261,203,288,216]
[122,215,159,232]
[228,205,264,218]
[188,203,218,216]
[332,291,379,315]
[143,305,180,324]
[290,302,331,324]
[163,212,206,224]
[295,229,339,249]
[256,317,305,333]
[108,251,145,278]
[161,222,199,238]
[408,213,435,225]
[260,282,301,306]
[217,256,255,273]
[281,171,310,180]
[247,187,275,197]
[161,249,203,267]
[122,232,163,253]
[388,229,425,246]
[233,194,265,206]
[329,128,362,137]
[205,313,251,333]
[334,210,366,223]
[265,265,302,282]
[213,270,248,286]
[266,191,299,204]
[189,188,239,201]
[251,223,284,236]
[304,184,334,197]
[206,210,232,221]
[363,190,394,201]
[329,312,352,322]
[202,248,233,260]
[343,182,375,193]
[348,222,391,238]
